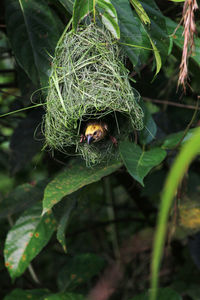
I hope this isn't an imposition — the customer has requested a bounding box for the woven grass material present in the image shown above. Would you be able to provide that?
[44,24,144,166]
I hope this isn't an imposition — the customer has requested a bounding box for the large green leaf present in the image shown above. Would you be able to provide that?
[4,203,56,279]
[42,159,122,213]
[5,0,62,86]
[57,253,105,291]
[3,289,49,300]
[131,287,181,300]
[119,142,166,186]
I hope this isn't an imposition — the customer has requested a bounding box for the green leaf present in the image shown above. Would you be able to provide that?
[5,0,62,86]
[150,127,200,300]
[0,180,48,220]
[56,196,77,252]
[73,0,94,32]
[131,287,181,300]
[169,0,185,2]
[42,293,85,300]
[42,159,122,213]
[161,128,196,149]
[130,0,150,25]
[148,34,162,76]
[58,253,105,291]
[97,0,120,39]
[3,288,50,300]
[119,142,166,186]
[4,203,56,279]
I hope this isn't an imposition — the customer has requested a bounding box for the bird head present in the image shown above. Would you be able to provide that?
[85,123,107,144]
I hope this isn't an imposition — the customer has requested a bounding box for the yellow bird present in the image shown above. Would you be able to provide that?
[84,122,108,144]
[80,121,118,146]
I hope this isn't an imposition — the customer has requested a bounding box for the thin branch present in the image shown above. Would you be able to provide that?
[143,96,200,110]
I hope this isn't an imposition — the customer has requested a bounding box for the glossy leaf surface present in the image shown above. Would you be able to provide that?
[5,0,62,86]
[4,203,56,279]
[120,142,166,186]
[43,160,122,213]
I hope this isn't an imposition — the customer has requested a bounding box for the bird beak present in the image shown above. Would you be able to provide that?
[87,135,93,145]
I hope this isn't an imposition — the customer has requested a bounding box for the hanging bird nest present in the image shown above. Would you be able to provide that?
[44,24,144,166]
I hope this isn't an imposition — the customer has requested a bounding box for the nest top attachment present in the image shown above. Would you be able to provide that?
[44,24,144,165]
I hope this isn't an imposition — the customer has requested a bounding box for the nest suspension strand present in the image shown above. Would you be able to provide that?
[44,24,144,166]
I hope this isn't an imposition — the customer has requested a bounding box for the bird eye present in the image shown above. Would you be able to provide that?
[93,131,97,136]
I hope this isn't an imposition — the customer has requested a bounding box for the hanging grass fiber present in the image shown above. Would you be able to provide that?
[44,24,144,166]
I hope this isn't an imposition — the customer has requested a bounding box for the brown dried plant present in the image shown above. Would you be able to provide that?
[178,0,198,92]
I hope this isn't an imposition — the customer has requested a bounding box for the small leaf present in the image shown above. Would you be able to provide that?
[148,34,162,76]
[3,288,50,300]
[58,253,105,291]
[73,0,94,32]
[5,0,62,86]
[97,0,120,39]
[119,142,166,186]
[42,159,122,213]
[4,203,56,279]
[130,0,150,25]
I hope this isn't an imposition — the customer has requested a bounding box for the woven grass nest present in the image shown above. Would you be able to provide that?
[44,24,144,166]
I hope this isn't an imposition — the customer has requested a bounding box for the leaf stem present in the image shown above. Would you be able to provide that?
[28,263,41,285]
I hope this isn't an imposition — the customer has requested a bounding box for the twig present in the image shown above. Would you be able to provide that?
[143,96,200,110]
